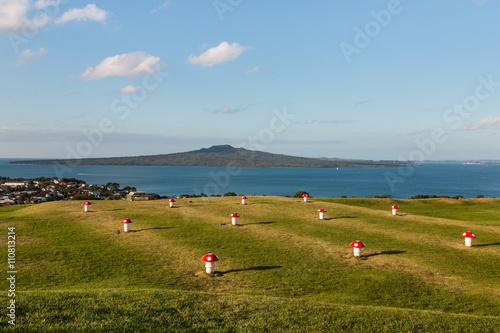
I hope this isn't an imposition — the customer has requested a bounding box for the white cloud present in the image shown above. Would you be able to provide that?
[404,129,432,136]
[55,4,107,25]
[0,0,45,34]
[244,66,263,75]
[34,0,61,10]
[120,85,139,94]
[80,52,162,80]
[187,41,251,67]
[355,100,370,106]
[13,47,47,65]
[212,103,255,114]
[0,1,106,34]
[151,1,171,14]
[458,117,500,131]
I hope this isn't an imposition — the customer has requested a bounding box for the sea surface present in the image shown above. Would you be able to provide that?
[0,159,499,198]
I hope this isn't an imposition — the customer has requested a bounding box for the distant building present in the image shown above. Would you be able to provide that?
[32,197,48,203]
[126,191,149,201]
[0,198,15,205]
[87,191,101,197]
[3,181,28,187]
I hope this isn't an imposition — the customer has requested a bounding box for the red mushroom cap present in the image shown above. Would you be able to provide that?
[121,218,133,224]
[391,205,399,209]
[317,208,326,213]
[462,231,476,238]
[350,241,366,248]
[83,201,91,205]
[241,196,247,199]
[302,193,309,197]
[201,253,220,262]
[230,213,240,218]
[168,198,175,202]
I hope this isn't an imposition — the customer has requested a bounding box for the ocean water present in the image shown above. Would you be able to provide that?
[0,159,499,198]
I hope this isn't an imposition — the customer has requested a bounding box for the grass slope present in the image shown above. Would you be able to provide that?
[1,197,499,332]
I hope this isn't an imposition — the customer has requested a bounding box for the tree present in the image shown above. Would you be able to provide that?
[149,193,161,200]
[122,186,137,192]
[294,190,309,198]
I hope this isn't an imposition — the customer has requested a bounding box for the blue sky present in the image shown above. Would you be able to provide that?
[1,0,500,160]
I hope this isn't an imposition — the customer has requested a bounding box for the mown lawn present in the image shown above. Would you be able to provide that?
[1,197,499,332]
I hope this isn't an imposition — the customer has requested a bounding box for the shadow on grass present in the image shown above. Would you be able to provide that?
[319,217,356,221]
[321,217,351,221]
[474,242,500,247]
[365,250,406,257]
[221,266,282,274]
[134,227,173,232]
[245,221,276,225]
[221,222,276,226]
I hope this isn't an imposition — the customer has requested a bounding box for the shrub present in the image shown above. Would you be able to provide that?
[149,193,161,200]
[294,191,309,198]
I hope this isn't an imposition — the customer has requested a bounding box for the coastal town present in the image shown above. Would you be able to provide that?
[0,177,158,206]
[0,177,240,206]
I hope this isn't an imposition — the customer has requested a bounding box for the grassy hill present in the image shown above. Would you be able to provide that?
[10,144,407,168]
[1,197,499,332]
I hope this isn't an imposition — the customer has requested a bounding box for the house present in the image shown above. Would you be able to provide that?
[85,190,100,197]
[32,197,47,203]
[3,181,28,187]
[0,198,15,205]
[126,191,149,201]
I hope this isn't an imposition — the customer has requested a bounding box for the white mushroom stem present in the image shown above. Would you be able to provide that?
[465,237,473,247]
[319,212,325,220]
[242,199,246,205]
[303,196,308,202]
[169,201,174,208]
[205,262,215,274]
[84,205,90,212]
[392,209,397,215]
[232,217,238,225]
[123,223,130,232]
[353,248,362,257]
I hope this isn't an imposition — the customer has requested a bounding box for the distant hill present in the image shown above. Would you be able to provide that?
[11,145,409,168]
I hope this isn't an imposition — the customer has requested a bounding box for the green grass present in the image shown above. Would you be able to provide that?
[1,197,499,332]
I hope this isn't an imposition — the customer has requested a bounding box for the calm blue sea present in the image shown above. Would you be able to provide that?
[0,159,499,198]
